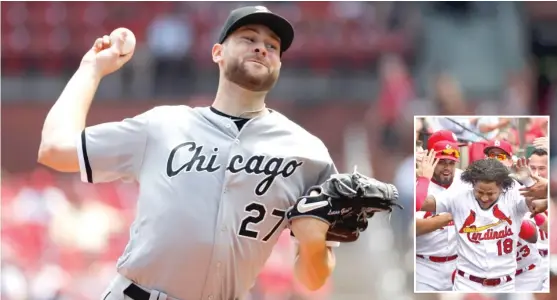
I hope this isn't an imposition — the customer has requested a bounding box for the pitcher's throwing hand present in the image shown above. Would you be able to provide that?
[80,29,135,78]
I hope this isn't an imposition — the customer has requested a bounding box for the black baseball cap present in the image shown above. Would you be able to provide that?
[218,6,295,54]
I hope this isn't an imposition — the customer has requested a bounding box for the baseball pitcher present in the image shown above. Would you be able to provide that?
[37,6,401,300]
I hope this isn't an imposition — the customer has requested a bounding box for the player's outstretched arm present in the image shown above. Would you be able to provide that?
[533,212,548,233]
[416,149,438,211]
[519,219,538,243]
[519,174,549,201]
[38,32,133,172]
[528,199,548,217]
[416,213,452,236]
[292,217,335,291]
[290,190,335,291]
[288,170,400,290]
[418,194,437,212]
[512,158,549,201]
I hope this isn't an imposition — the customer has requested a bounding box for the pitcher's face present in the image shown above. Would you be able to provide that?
[215,24,282,92]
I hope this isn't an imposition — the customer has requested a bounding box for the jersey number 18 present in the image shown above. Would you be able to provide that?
[496,238,513,256]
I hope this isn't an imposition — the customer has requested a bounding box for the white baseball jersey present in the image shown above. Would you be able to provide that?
[516,214,542,271]
[536,212,549,254]
[434,184,529,278]
[415,169,462,257]
[76,106,338,299]
[535,211,549,280]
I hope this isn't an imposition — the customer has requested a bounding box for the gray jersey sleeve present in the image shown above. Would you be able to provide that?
[314,161,339,188]
[76,108,155,183]
[293,159,341,248]
[303,148,338,194]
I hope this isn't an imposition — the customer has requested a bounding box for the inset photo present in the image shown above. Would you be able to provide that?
[414,116,550,293]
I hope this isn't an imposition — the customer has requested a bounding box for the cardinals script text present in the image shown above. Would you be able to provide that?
[467,227,514,244]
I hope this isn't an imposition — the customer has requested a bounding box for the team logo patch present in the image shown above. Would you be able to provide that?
[459,205,514,244]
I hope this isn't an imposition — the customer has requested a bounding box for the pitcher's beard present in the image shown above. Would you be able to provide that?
[224,60,278,92]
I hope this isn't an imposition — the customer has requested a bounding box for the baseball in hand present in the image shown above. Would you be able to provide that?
[110,27,136,55]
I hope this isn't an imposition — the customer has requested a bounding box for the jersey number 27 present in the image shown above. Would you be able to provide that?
[238,202,286,242]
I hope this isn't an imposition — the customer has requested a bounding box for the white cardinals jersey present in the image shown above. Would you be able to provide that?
[536,212,549,255]
[516,214,542,271]
[434,184,529,278]
[536,211,549,277]
[416,169,463,256]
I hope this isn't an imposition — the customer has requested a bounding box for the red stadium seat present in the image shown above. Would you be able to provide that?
[66,2,93,27]
[27,25,49,56]
[43,2,69,28]
[3,27,29,74]
[1,2,418,76]
[191,29,214,68]
[3,2,29,27]
[39,27,70,74]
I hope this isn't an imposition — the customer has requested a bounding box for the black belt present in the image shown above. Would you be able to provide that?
[123,284,241,300]
[124,283,151,300]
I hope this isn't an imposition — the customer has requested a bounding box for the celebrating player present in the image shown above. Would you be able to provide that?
[528,148,549,178]
[426,129,466,151]
[514,215,545,291]
[512,148,550,292]
[37,6,400,300]
[417,157,548,292]
[527,148,550,291]
[415,140,460,291]
[483,139,514,168]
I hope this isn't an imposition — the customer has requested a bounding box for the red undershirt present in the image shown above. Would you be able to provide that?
[416,177,452,211]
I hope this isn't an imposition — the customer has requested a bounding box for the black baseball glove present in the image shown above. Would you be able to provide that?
[287,169,402,243]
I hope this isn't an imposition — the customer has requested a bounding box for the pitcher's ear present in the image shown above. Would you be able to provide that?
[212,43,223,63]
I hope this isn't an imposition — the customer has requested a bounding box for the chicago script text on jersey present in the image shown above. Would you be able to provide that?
[166,142,304,195]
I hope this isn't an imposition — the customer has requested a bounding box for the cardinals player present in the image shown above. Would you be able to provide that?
[426,129,466,151]
[415,140,461,291]
[483,142,548,290]
[483,139,514,168]
[534,200,557,300]
[417,156,548,291]
[513,213,545,291]
[527,148,550,291]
